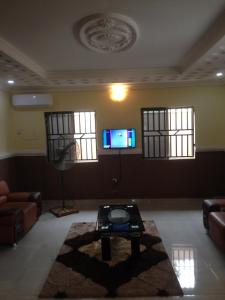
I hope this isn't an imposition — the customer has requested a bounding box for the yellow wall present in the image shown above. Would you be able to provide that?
[0,90,13,156]
[10,84,225,153]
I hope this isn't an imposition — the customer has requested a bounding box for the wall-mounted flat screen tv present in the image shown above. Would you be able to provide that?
[102,128,136,149]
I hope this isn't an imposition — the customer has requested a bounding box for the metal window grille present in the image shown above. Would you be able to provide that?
[141,107,195,159]
[45,111,97,162]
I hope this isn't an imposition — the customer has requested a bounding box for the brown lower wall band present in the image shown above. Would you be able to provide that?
[0,152,225,199]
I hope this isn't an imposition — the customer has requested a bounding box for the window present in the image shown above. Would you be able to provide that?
[141,107,195,159]
[45,111,97,162]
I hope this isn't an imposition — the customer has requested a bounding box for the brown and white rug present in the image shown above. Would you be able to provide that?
[39,221,183,298]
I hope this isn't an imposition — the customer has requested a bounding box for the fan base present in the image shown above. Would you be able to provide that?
[50,206,79,217]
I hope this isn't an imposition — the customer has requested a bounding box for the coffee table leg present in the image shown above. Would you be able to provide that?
[131,237,140,258]
[101,237,111,261]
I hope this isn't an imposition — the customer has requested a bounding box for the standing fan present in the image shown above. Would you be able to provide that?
[50,141,79,217]
[45,112,79,217]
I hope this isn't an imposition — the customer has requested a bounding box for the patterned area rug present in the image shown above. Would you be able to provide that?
[39,221,183,298]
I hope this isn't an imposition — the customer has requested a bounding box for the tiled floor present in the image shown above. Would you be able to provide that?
[0,198,225,300]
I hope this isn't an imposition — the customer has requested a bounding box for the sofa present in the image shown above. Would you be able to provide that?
[0,180,41,245]
[203,199,225,251]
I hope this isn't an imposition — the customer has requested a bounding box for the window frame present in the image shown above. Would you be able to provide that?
[45,110,98,163]
[141,106,195,160]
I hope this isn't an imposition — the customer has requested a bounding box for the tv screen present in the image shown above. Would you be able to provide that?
[102,128,136,149]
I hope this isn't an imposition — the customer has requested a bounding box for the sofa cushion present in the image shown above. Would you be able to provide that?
[0,195,7,205]
[0,181,10,196]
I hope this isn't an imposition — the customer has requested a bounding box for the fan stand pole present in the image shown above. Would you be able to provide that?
[60,170,66,209]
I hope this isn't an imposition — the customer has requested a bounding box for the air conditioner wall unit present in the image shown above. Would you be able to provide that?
[12,94,53,107]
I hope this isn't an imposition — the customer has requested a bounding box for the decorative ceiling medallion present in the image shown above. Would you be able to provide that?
[77,13,138,53]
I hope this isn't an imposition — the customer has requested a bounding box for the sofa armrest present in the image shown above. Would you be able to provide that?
[28,192,41,202]
[7,192,42,216]
[7,192,30,202]
[29,192,42,216]
[0,208,23,225]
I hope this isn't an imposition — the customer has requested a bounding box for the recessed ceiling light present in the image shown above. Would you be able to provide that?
[7,80,15,84]
[216,72,223,77]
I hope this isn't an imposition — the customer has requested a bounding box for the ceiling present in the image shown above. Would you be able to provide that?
[0,0,225,91]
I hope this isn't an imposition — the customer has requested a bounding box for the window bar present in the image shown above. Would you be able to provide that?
[80,138,83,160]
[50,114,54,135]
[188,134,192,156]
[158,110,160,131]
[66,113,69,134]
[90,138,93,159]
[56,113,59,135]
[51,140,54,161]
[147,136,150,158]
[78,113,81,134]
[169,109,171,131]
[163,109,166,130]
[56,139,59,161]
[70,113,73,134]
[164,111,167,158]
[93,112,96,133]
[186,109,188,129]
[86,139,90,160]
[143,112,146,132]
[153,135,156,157]
[152,110,155,131]
[48,140,51,161]
[83,113,86,134]
[187,133,189,157]
[164,135,166,158]
[84,138,87,160]
[77,138,80,160]
[147,111,150,132]
[191,108,194,150]
[62,137,66,160]
[181,108,183,130]
[175,134,177,157]
[89,138,94,159]
[72,139,75,160]
[92,138,96,160]
[191,132,194,157]
[46,114,50,135]
[68,138,71,160]
[89,112,92,134]
[72,112,75,134]
[50,139,53,161]
[181,135,183,157]
[62,113,65,135]
[159,135,162,158]
[189,108,192,131]
[175,109,178,131]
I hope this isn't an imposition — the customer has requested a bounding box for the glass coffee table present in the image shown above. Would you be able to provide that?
[97,204,145,260]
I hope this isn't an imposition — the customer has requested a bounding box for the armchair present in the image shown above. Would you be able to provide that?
[0,180,41,245]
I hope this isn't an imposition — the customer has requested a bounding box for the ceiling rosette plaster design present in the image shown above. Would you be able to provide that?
[77,13,138,53]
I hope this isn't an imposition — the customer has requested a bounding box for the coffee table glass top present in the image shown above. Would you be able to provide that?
[97,204,145,233]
